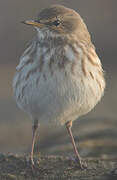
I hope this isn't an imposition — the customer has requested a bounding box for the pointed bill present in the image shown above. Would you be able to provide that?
[22,20,44,27]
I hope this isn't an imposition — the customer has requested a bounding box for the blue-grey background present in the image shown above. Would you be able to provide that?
[0,0,117,157]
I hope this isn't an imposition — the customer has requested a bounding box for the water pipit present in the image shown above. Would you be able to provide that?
[13,5,105,169]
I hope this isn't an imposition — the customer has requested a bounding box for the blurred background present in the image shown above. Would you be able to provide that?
[0,0,117,158]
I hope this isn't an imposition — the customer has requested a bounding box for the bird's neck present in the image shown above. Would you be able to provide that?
[36,29,68,47]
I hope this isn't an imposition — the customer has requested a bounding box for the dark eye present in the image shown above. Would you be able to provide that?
[53,19,60,26]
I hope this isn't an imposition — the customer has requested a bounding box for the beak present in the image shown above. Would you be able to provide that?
[22,20,44,28]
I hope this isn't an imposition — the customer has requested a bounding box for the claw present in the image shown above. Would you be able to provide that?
[75,157,87,169]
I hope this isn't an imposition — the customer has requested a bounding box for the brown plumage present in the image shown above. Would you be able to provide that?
[13,5,105,169]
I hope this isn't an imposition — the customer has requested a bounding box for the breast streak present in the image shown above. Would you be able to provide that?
[15,65,82,124]
[14,42,105,125]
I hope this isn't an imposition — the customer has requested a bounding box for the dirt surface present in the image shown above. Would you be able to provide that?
[0,153,117,180]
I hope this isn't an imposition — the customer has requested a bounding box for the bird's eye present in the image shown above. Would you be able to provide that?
[53,19,61,26]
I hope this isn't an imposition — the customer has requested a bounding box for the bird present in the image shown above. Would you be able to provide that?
[13,4,105,169]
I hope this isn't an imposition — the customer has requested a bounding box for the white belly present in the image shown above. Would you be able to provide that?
[13,65,104,125]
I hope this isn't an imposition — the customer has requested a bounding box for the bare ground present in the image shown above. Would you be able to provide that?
[0,153,117,180]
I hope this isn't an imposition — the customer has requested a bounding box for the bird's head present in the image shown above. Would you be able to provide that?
[23,5,90,42]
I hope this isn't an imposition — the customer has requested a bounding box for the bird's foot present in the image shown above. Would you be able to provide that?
[111,168,117,174]
[26,156,37,171]
[67,156,87,170]
[75,157,87,170]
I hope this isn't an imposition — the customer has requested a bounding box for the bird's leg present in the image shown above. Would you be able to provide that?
[66,120,87,169]
[30,119,38,166]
